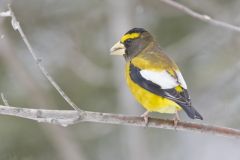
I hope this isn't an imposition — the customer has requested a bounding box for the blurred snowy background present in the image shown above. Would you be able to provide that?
[0,0,240,160]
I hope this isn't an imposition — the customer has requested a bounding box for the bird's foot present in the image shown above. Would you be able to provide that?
[173,111,180,129]
[141,111,149,127]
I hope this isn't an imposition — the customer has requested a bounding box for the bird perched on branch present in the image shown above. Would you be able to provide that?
[110,28,203,126]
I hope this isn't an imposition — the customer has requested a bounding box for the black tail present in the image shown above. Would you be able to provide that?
[177,102,203,120]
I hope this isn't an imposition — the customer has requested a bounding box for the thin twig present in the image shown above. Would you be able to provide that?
[1,93,9,106]
[160,0,240,32]
[0,10,11,17]
[0,105,239,138]
[4,5,81,112]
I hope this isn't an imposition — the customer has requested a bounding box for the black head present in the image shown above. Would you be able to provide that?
[110,28,154,61]
[120,28,154,60]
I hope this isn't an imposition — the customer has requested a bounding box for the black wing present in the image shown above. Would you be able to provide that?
[129,63,203,120]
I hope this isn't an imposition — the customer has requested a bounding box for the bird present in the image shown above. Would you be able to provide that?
[110,28,203,126]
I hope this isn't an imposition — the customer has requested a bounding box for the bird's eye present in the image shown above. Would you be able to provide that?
[125,39,132,46]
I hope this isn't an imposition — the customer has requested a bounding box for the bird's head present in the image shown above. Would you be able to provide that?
[110,28,154,61]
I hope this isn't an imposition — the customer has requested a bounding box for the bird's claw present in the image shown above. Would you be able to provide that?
[173,111,180,129]
[141,111,149,127]
[173,118,179,129]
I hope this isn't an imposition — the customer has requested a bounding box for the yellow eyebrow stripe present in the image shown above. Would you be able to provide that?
[120,33,140,43]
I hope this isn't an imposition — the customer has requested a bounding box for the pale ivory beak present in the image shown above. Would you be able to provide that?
[110,41,126,55]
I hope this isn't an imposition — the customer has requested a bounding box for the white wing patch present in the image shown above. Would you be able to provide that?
[140,70,178,89]
[140,70,188,89]
[175,70,187,89]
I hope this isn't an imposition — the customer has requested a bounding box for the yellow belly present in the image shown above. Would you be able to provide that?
[125,63,182,114]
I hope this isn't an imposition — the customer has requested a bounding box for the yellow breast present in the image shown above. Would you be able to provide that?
[125,62,182,114]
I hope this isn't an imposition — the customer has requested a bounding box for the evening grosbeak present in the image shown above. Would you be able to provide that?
[110,28,203,126]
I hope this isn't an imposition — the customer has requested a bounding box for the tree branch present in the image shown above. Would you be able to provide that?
[4,5,81,112]
[1,93,9,106]
[1,3,240,139]
[160,0,240,32]
[0,105,239,138]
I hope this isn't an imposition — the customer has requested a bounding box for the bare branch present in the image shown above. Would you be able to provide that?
[1,93,9,106]
[0,10,11,17]
[3,5,81,112]
[1,2,240,140]
[160,0,240,32]
[0,105,239,138]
